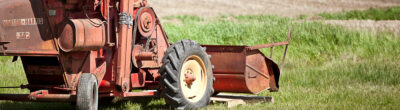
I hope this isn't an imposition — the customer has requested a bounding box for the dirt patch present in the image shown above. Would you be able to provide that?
[148,0,400,18]
[324,20,400,35]
[147,0,400,35]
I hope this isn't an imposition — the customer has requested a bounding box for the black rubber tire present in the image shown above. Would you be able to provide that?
[160,39,214,109]
[76,73,98,110]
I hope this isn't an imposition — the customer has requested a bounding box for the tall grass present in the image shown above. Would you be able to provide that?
[0,57,28,94]
[1,15,399,109]
[163,15,400,109]
[319,7,400,20]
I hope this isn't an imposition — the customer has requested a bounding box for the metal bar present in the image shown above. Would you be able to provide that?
[0,86,20,88]
[105,0,115,46]
[112,90,157,97]
[123,91,156,97]
[247,41,289,50]
[31,94,75,102]
[0,85,73,91]
[71,52,91,89]
[0,50,59,55]
[0,94,30,101]
[135,52,154,60]
[269,34,274,58]
[246,64,269,79]
[0,94,74,102]
[280,26,292,69]
[20,85,75,91]
[115,0,135,91]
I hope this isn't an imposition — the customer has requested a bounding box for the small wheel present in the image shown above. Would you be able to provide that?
[76,73,98,110]
[160,39,214,109]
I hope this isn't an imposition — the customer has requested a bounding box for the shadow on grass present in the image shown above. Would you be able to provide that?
[99,97,168,110]
[0,97,167,110]
[0,101,73,110]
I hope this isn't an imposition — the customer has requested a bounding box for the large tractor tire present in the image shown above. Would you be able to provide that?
[76,73,98,110]
[160,40,214,109]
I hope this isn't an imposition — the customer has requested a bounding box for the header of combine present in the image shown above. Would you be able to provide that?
[0,0,290,109]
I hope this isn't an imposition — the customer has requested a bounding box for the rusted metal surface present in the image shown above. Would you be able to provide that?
[0,0,164,104]
[131,69,147,88]
[59,50,108,89]
[131,8,168,69]
[131,24,168,68]
[248,41,289,50]
[138,7,156,37]
[135,51,154,60]
[246,64,269,79]
[203,46,247,74]
[0,0,58,56]
[0,90,74,102]
[116,90,157,97]
[115,0,135,92]
[269,35,274,58]
[58,19,106,52]
[98,90,157,98]
[0,0,287,106]
[203,45,279,94]
[204,27,291,93]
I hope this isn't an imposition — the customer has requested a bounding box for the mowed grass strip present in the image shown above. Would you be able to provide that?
[319,6,400,20]
[1,15,400,109]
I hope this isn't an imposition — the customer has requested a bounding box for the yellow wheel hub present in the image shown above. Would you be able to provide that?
[180,55,207,102]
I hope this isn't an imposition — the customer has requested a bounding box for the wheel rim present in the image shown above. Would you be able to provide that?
[180,55,207,102]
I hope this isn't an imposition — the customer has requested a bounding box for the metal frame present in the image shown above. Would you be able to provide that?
[248,26,292,69]
[0,0,289,105]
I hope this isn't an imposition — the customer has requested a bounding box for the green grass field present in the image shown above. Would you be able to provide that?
[1,14,399,109]
[319,6,400,20]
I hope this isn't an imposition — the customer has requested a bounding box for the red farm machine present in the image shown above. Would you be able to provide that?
[0,0,290,109]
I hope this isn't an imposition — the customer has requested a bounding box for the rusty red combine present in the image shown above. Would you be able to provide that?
[0,0,290,109]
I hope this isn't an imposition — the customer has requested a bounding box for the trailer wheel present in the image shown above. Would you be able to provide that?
[77,73,98,110]
[160,40,214,109]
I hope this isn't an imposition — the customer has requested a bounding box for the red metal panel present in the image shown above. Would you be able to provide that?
[203,45,279,94]
[21,56,65,87]
[99,80,115,93]
[213,74,249,93]
[131,70,146,88]
[203,45,246,74]
[115,0,135,92]
[245,50,270,94]
[0,0,58,55]
[58,19,106,52]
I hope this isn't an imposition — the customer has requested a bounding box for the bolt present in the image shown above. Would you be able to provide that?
[184,71,196,87]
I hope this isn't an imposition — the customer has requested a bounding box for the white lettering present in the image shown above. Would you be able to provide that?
[16,32,30,40]
[1,18,43,27]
